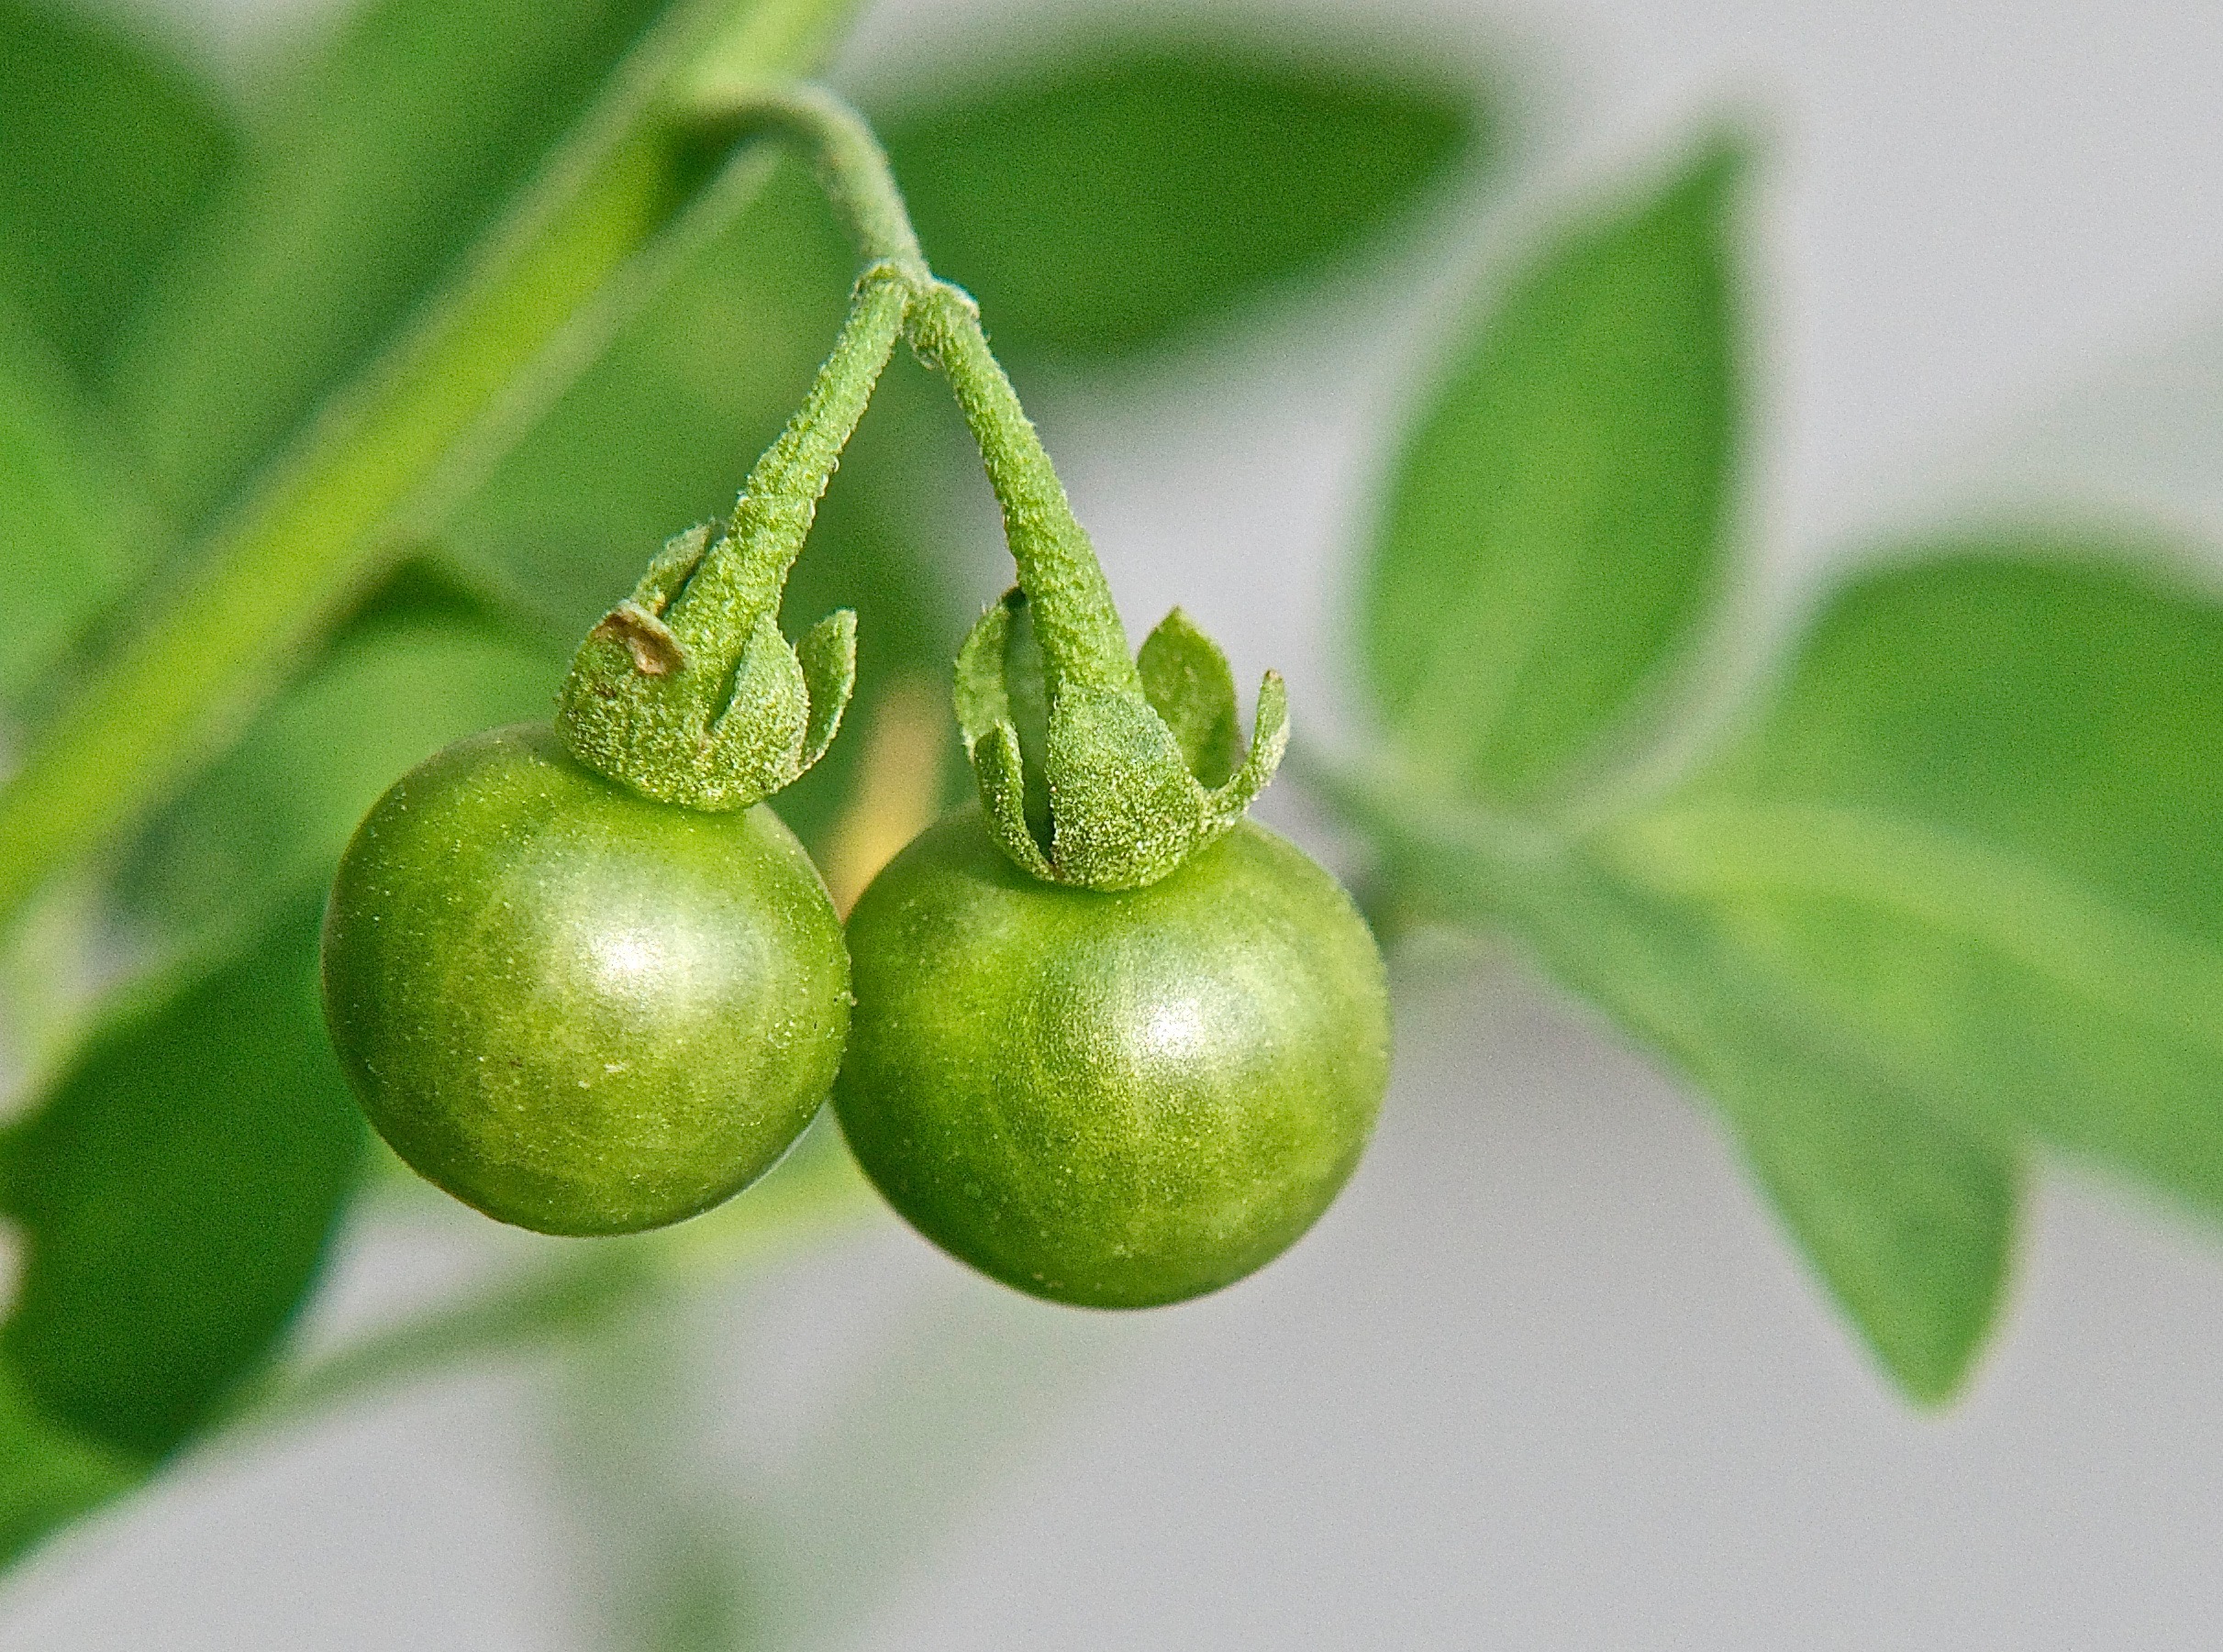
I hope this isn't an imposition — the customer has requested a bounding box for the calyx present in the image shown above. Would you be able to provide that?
[557,520,856,810]
[954,589,1286,890]
[554,265,906,811]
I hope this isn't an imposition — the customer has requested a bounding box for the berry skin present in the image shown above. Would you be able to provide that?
[321,722,850,1236]
[835,807,1389,1306]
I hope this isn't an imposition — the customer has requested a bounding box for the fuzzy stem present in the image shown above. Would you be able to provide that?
[686,82,928,282]
[907,281,1139,696]
[664,268,909,644]
[683,90,1137,700]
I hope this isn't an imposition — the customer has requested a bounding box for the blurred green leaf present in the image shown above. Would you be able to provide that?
[0,309,148,715]
[0,0,235,378]
[450,156,963,855]
[0,1364,145,1568]
[1363,140,1739,809]
[876,35,1483,357]
[116,581,564,945]
[108,0,675,524]
[1599,547,2223,1219]
[1321,766,2016,1403]
[1506,851,2017,1403]
[1,894,363,1458]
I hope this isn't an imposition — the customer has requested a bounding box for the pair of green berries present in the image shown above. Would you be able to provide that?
[320,702,1387,1308]
[318,99,1390,1306]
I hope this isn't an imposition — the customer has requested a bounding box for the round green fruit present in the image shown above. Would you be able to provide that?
[320,722,850,1236]
[835,808,1390,1306]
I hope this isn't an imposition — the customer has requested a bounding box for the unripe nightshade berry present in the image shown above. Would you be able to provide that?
[321,723,850,1236]
[835,807,1389,1305]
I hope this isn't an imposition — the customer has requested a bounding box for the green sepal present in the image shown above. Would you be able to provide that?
[1138,606,1241,784]
[1218,668,1289,822]
[630,517,717,616]
[794,605,859,775]
[952,589,1053,879]
[1045,683,1205,886]
[950,584,1019,741]
[976,720,1055,882]
[717,611,814,780]
[952,590,1286,889]
[557,521,855,811]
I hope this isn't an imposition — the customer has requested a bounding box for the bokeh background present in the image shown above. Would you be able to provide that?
[9,0,2223,1645]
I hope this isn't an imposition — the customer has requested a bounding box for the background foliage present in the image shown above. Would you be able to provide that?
[1,0,2220,1631]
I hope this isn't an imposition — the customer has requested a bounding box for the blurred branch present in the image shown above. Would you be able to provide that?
[241,1126,877,1435]
[0,0,862,932]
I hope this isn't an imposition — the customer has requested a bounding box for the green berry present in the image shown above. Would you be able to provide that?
[835,807,1389,1305]
[321,722,850,1236]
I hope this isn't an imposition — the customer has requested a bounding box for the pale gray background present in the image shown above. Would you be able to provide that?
[9,0,2223,1645]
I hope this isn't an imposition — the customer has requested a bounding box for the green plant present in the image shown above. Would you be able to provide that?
[1,0,2220,1618]
[305,77,1387,1289]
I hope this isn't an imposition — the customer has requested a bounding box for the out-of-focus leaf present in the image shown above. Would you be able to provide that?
[0,0,235,377]
[115,583,564,945]
[1322,768,2017,1403]
[1599,547,2223,1218]
[876,35,1482,357]
[450,157,963,856]
[1510,851,2017,1403]
[1363,140,1739,810]
[108,0,674,524]
[0,1364,145,1568]
[0,893,363,1458]
[0,309,147,715]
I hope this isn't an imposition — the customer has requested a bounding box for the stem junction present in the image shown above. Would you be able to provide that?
[572,84,1287,883]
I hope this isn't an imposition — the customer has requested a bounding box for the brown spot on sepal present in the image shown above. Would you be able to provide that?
[590,604,685,677]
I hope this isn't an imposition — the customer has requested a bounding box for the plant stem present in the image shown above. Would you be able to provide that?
[907,282,1139,696]
[692,85,1136,699]
[671,268,910,646]
[241,1126,875,1434]
[686,83,929,283]
[0,0,862,933]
